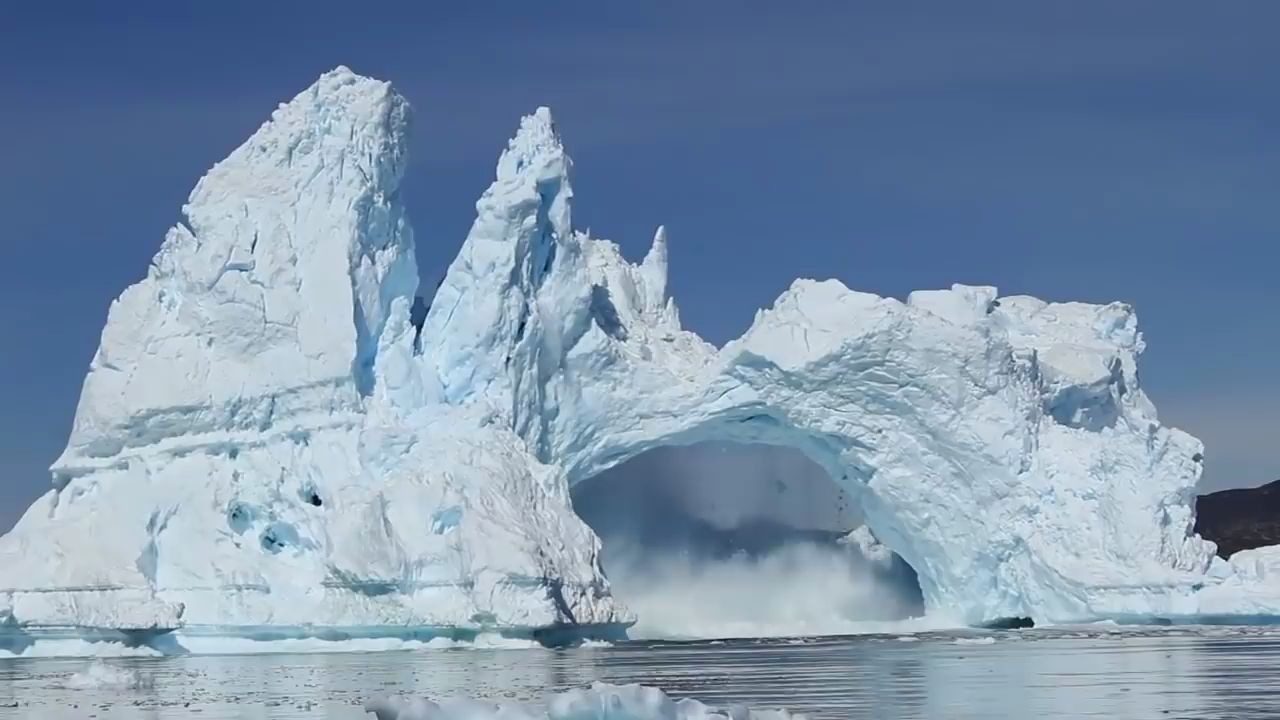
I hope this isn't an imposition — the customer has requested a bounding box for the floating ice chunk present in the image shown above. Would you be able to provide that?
[365,683,804,720]
[840,526,895,571]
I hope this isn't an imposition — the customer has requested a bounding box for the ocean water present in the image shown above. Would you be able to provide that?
[3,626,1280,718]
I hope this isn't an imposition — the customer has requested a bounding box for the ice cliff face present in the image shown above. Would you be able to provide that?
[0,67,1263,640]
[0,69,614,633]
[56,69,414,479]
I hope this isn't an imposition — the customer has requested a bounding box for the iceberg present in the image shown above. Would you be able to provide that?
[0,67,1271,650]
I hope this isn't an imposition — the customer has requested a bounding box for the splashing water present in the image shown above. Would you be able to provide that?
[61,661,152,690]
[604,541,942,640]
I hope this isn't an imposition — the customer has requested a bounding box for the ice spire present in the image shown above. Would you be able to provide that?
[639,225,669,313]
[418,106,586,407]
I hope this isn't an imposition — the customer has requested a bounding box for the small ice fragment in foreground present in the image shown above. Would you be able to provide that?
[365,682,804,719]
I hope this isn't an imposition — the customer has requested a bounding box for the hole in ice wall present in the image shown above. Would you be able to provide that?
[298,483,323,507]
[571,442,924,640]
[260,521,301,554]
[226,502,255,534]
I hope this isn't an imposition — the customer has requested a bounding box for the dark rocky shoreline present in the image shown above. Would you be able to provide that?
[1196,480,1280,559]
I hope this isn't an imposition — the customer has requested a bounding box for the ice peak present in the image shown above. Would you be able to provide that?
[419,105,586,406]
[640,226,669,311]
[490,106,572,221]
[645,226,668,263]
[323,64,358,79]
[500,106,560,171]
[53,67,416,476]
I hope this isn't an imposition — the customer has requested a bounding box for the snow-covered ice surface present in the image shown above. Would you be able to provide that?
[0,66,1276,651]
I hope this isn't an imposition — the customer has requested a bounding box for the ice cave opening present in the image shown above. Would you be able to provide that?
[570,441,925,640]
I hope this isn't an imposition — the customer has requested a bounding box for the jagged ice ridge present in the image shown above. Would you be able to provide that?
[1,67,1275,646]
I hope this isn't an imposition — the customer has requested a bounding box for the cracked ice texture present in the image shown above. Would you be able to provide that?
[409,104,1218,623]
[0,67,1261,641]
[0,69,619,632]
[53,68,416,483]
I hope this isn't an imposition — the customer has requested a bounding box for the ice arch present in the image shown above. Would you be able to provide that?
[407,101,1216,626]
[0,69,1235,641]
[572,441,926,637]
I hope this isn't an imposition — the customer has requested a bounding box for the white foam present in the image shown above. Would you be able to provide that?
[0,630,551,659]
[0,639,164,660]
[170,632,541,656]
[62,661,152,690]
[952,636,997,645]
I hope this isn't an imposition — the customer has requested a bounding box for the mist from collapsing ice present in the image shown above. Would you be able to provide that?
[574,443,931,640]
[604,541,932,640]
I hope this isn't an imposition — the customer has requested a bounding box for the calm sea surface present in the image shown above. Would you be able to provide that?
[3,626,1280,718]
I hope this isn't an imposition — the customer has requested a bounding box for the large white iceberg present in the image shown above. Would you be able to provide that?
[0,67,1268,645]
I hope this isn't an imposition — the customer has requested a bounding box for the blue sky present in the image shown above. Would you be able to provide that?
[1,3,1277,530]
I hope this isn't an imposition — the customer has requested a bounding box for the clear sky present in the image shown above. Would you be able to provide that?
[1,3,1277,531]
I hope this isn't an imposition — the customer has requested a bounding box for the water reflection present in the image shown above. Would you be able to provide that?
[3,629,1280,718]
